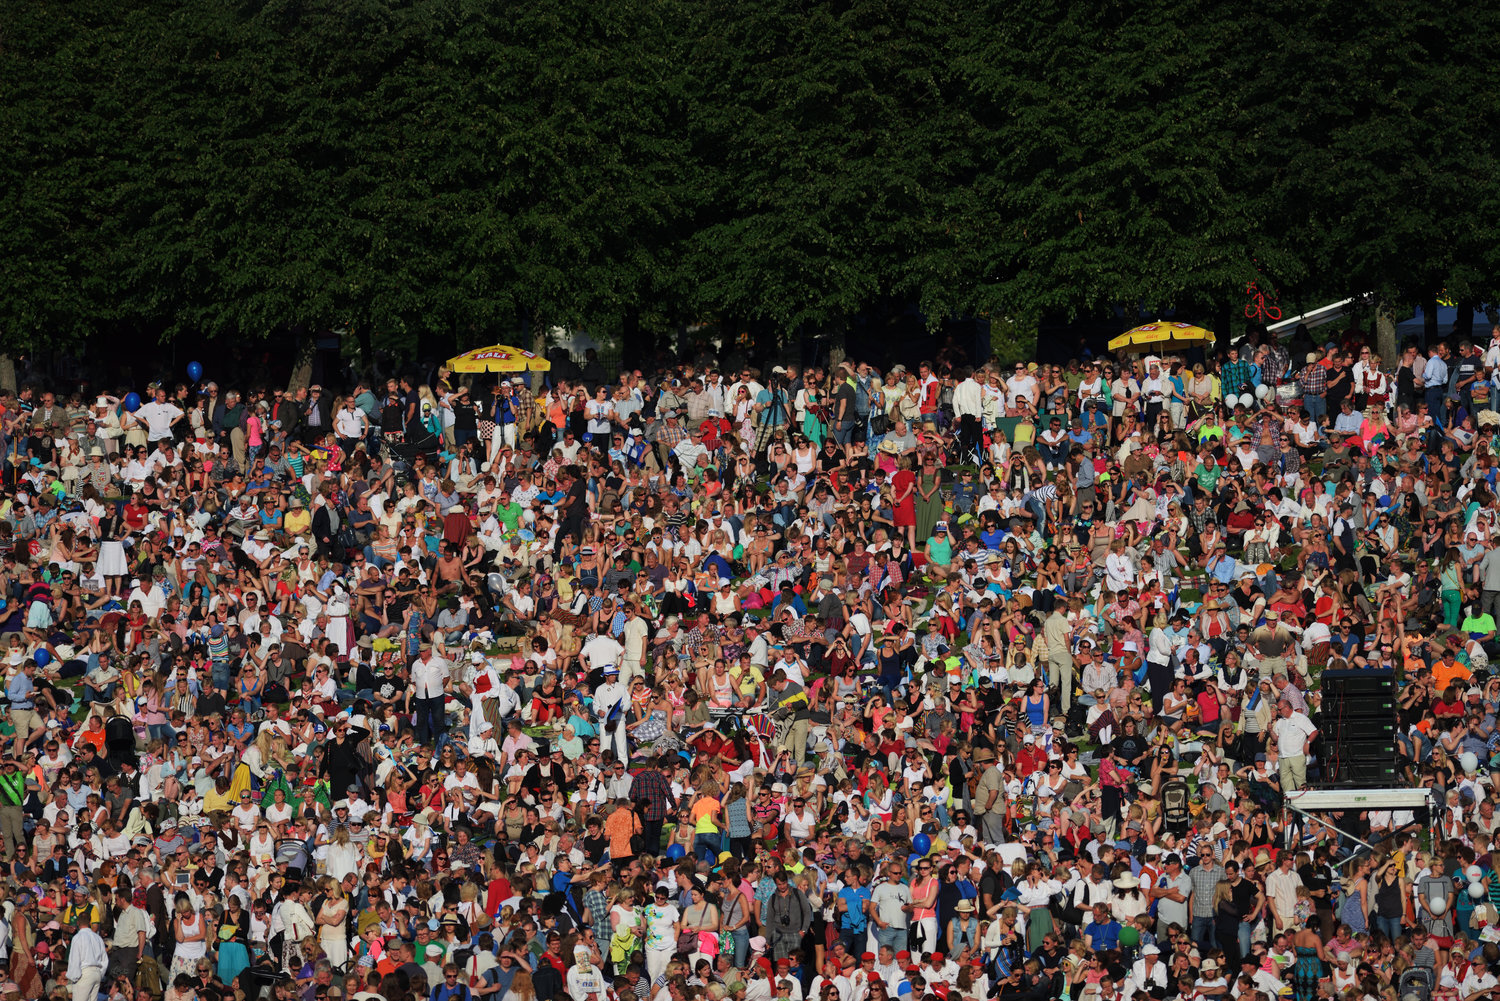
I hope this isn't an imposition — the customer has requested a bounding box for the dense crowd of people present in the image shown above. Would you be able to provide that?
[1,325,1499,1001]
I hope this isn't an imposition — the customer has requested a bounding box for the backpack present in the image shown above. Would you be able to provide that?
[135,955,165,996]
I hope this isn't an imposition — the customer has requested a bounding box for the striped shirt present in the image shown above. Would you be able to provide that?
[1188,862,1224,917]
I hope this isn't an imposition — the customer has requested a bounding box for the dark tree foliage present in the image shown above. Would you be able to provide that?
[1,0,1496,354]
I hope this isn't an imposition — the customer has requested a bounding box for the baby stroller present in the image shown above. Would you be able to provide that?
[104,714,138,771]
[1397,965,1433,1001]
[275,837,311,882]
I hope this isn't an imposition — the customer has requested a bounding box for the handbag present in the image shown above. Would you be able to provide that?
[870,412,891,436]
[678,904,715,954]
[1049,885,1087,927]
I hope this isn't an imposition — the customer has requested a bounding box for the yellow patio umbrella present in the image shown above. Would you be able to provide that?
[1107,321,1215,354]
[446,344,552,373]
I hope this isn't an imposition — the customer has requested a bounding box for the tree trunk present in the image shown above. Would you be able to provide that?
[531,312,547,393]
[1455,299,1476,341]
[621,307,648,371]
[826,317,848,373]
[0,354,16,395]
[1375,303,1398,364]
[287,332,316,393]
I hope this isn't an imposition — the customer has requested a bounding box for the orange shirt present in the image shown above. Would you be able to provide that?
[605,806,641,859]
[1433,658,1471,691]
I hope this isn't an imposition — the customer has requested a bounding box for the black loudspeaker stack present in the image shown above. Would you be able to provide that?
[1315,668,1399,786]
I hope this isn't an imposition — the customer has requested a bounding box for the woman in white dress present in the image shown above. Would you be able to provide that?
[324,826,360,884]
[315,877,351,969]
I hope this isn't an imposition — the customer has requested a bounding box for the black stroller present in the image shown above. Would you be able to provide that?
[104,714,138,771]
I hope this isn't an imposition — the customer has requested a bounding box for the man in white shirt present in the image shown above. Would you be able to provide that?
[410,643,452,746]
[1126,945,1170,997]
[594,666,630,764]
[808,960,854,1001]
[621,604,650,684]
[1272,700,1319,792]
[135,388,184,443]
[65,912,110,1001]
[673,431,709,471]
[144,441,184,475]
[334,398,369,451]
[126,578,168,618]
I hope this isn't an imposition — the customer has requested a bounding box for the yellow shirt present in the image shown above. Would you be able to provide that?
[283,509,312,537]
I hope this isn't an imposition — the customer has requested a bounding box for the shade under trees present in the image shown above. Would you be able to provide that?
[1,0,1496,358]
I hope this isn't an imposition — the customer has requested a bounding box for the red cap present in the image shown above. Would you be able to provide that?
[861,953,876,961]
[930,953,945,962]
[896,951,911,960]
[905,965,921,973]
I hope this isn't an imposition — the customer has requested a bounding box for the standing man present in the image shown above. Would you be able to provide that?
[108,884,150,981]
[868,862,911,958]
[136,386,185,445]
[1044,604,1074,714]
[6,658,42,754]
[335,394,369,459]
[0,754,24,857]
[971,748,1006,843]
[303,384,328,444]
[950,367,984,460]
[410,642,452,746]
[1263,852,1304,938]
[1272,699,1318,792]
[1186,843,1224,954]
[1423,341,1450,426]
[620,603,650,686]
[64,911,110,1001]
[769,670,811,767]
[593,666,630,764]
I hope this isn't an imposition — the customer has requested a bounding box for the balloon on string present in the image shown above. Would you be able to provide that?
[33,649,50,667]
[907,853,923,868]
[1255,383,1270,399]
[665,843,686,860]
[1119,925,1141,947]
[186,360,203,382]
[1238,393,1255,409]
[123,392,142,412]
[912,833,931,856]
[1471,882,1487,899]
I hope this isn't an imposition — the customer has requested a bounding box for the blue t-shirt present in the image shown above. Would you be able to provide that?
[1084,918,1121,950]
[838,886,872,932]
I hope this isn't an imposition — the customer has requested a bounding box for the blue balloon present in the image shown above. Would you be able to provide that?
[912,833,931,856]
[665,843,686,860]
[33,649,50,668]
[123,392,142,413]
[907,853,923,868]
[186,360,203,382]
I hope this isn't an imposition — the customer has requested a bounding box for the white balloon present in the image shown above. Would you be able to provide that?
[1430,894,1450,915]
[1467,864,1485,883]
[1255,384,1271,399]
[1471,882,1487,899]
[1239,393,1255,409]
[1462,752,1480,774]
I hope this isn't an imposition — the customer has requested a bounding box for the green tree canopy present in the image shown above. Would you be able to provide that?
[1,0,1496,355]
